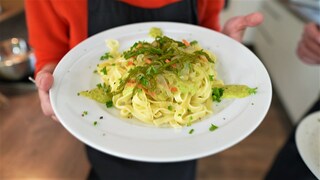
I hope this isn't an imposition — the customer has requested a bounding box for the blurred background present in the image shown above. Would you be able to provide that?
[0,0,319,179]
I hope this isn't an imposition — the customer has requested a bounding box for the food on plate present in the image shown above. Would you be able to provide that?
[79,29,256,127]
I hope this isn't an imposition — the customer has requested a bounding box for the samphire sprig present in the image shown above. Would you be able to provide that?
[115,36,214,95]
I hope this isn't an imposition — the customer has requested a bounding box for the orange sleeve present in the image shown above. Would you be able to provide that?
[197,0,225,31]
[25,0,87,75]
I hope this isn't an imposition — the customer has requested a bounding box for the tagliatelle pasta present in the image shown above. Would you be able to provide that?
[79,33,256,128]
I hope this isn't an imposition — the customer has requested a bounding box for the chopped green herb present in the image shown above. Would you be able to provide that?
[93,121,98,126]
[189,129,194,134]
[190,40,198,46]
[93,70,98,74]
[96,83,103,89]
[209,75,214,81]
[137,75,149,87]
[209,124,218,131]
[212,87,224,102]
[248,87,258,95]
[178,114,182,117]
[168,105,173,111]
[100,67,107,75]
[81,111,88,117]
[100,52,113,60]
[106,100,113,108]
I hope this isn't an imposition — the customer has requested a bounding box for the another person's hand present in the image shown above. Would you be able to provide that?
[35,63,58,121]
[296,22,320,64]
[222,12,264,42]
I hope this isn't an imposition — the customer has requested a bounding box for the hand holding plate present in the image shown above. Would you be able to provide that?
[35,63,58,121]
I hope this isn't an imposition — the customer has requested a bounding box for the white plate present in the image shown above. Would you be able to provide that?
[296,111,320,179]
[50,22,272,162]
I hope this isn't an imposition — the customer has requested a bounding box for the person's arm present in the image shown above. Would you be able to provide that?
[25,0,87,121]
[25,0,70,75]
[296,23,320,64]
[197,0,225,31]
[25,0,70,120]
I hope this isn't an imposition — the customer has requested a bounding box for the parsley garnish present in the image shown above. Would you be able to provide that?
[248,87,258,95]
[96,83,102,89]
[209,75,214,81]
[190,40,198,46]
[81,111,88,117]
[100,52,113,60]
[212,87,224,102]
[100,67,107,75]
[106,101,113,108]
[137,74,149,87]
[189,129,194,134]
[93,121,98,126]
[209,124,218,131]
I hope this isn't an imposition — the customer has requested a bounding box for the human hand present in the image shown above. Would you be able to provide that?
[35,63,58,121]
[296,23,320,65]
[222,12,264,42]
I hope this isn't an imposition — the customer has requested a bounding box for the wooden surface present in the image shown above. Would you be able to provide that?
[0,91,90,179]
[0,89,291,179]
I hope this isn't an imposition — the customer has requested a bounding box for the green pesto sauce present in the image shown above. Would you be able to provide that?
[149,27,163,38]
[222,85,257,98]
[79,88,112,103]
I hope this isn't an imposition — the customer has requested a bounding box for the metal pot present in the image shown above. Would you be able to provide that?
[0,38,35,81]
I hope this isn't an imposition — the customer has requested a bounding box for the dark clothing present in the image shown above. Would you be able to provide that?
[86,0,199,179]
[86,146,197,180]
[88,0,198,36]
[265,99,320,180]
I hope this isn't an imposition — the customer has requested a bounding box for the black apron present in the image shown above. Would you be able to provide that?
[86,1,198,180]
[88,0,198,36]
